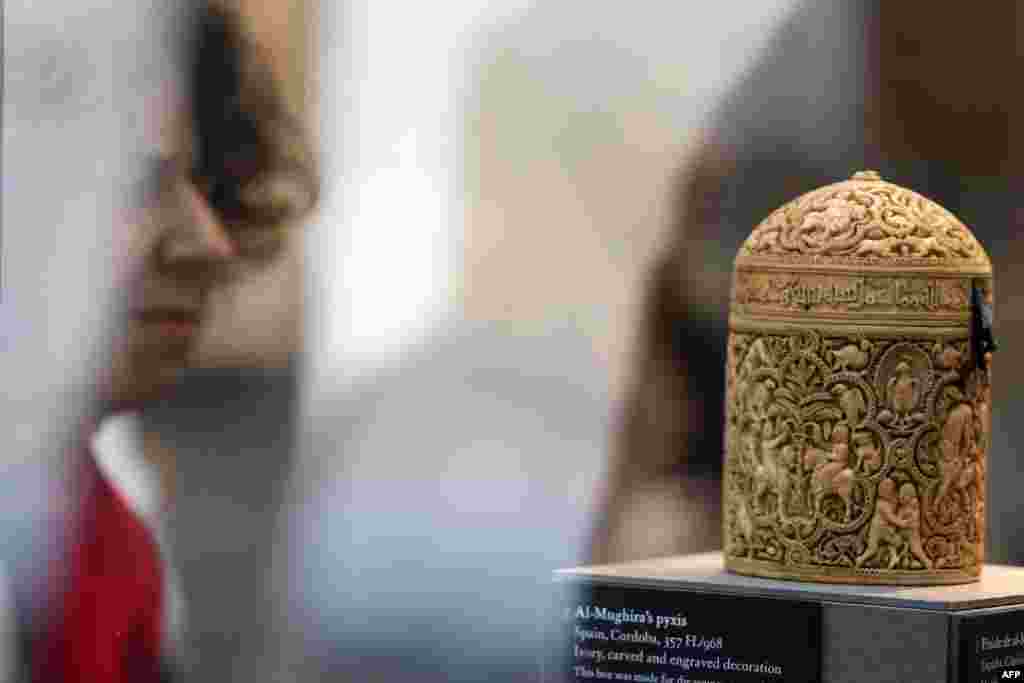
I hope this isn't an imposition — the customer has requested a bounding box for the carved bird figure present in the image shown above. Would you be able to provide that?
[832,339,871,372]
[933,343,963,371]
[887,360,918,416]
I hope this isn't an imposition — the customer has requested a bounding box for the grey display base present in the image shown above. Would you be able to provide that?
[556,552,1024,683]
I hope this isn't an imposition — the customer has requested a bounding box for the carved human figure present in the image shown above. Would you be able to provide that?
[726,347,742,414]
[753,420,791,514]
[956,443,981,495]
[808,425,855,520]
[778,444,800,515]
[937,402,975,504]
[733,499,755,555]
[743,337,773,375]
[853,431,882,474]
[970,364,991,537]
[893,483,934,569]
[746,378,777,421]
[975,393,991,458]
[974,438,987,559]
[741,427,760,472]
[887,360,919,417]
[832,383,866,426]
[855,478,905,568]
[973,356,993,458]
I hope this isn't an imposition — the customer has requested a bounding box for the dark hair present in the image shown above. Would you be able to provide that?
[188,3,318,259]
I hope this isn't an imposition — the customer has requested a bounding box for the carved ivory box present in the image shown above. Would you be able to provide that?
[724,170,995,585]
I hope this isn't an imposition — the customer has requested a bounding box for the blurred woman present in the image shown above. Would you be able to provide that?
[14,4,317,681]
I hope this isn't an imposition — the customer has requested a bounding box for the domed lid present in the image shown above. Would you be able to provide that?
[736,171,991,275]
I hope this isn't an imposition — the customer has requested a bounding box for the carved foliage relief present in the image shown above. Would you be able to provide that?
[738,178,989,269]
[724,328,991,581]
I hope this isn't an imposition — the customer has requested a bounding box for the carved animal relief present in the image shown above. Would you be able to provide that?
[723,172,993,585]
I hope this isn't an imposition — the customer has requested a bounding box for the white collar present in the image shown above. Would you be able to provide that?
[90,412,164,530]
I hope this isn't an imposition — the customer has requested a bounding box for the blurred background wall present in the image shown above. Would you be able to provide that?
[460,1,794,396]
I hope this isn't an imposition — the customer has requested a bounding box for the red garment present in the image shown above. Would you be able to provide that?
[34,448,164,682]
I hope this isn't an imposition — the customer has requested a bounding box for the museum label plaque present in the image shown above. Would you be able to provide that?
[553,580,820,682]
[956,606,1024,683]
[555,552,1024,683]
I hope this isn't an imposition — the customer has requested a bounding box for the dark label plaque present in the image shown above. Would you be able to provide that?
[552,581,820,683]
[958,607,1024,683]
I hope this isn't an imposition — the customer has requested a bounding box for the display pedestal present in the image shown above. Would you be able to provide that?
[553,552,1024,683]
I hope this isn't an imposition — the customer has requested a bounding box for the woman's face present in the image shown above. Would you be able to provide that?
[106,107,237,405]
